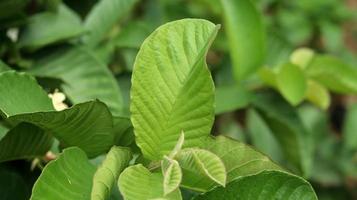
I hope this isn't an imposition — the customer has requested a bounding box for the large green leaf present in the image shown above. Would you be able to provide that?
[31,147,96,200]
[131,19,219,160]
[221,0,265,80]
[82,0,138,46]
[91,146,132,200]
[0,71,114,157]
[197,136,281,191]
[252,93,313,176]
[18,4,84,50]
[0,123,52,162]
[193,170,317,200]
[118,164,182,200]
[276,63,307,105]
[306,55,357,94]
[29,46,124,116]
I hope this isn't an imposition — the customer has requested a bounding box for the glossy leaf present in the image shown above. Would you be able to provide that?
[0,123,52,162]
[306,55,357,94]
[31,147,96,200]
[194,170,317,200]
[82,0,138,46]
[18,4,84,50]
[221,0,265,80]
[118,164,182,200]
[162,158,182,195]
[91,146,132,200]
[0,71,114,157]
[175,148,227,191]
[131,19,219,160]
[276,63,307,105]
[29,46,124,116]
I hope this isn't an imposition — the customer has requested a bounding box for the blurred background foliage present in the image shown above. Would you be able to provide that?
[0,0,356,199]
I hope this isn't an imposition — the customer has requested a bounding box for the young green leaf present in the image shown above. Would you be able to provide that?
[168,131,185,159]
[162,158,182,196]
[305,80,330,110]
[131,19,219,160]
[276,63,307,105]
[221,0,265,80]
[0,123,52,162]
[18,4,84,50]
[118,164,182,200]
[175,148,227,190]
[290,47,315,69]
[31,147,96,200]
[0,71,114,157]
[29,46,124,116]
[91,146,132,200]
[82,0,138,47]
[193,170,317,200]
[306,55,357,94]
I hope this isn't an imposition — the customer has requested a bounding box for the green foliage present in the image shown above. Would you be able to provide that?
[0,0,356,199]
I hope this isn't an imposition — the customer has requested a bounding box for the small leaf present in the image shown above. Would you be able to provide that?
[176,148,227,189]
[162,158,182,196]
[305,80,330,110]
[276,63,307,105]
[82,0,138,46]
[290,47,315,69]
[168,131,185,159]
[221,0,265,80]
[31,147,96,200]
[118,164,182,200]
[18,4,84,50]
[306,55,357,94]
[0,123,52,162]
[91,146,132,200]
[193,170,318,200]
[131,19,219,160]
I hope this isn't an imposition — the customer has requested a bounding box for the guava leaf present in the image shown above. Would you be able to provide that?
[29,46,124,116]
[82,0,138,46]
[0,71,114,157]
[31,147,96,200]
[131,19,219,160]
[91,146,132,200]
[118,164,182,200]
[18,4,84,50]
[221,0,265,80]
[175,148,226,190]
[194,170,317,200]
[0,123,52,162]
[162,158,182,195]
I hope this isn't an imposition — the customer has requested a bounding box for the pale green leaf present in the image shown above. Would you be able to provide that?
[290,47,315,69]
[82,0,138,46]
[276,63,307,105]
[162,158,182,196]
[196,136,281,191]
[306,55,357,94]
[18,4,84,50]
[29,46,124,116]
[175,148,226,190]
[31,147,96,200]
[118,164,182,200]
[91,146,132,200]
[168,131,185,159]
[221,0,265,80]
[0,71,114,157]
[252,93,313,176]
[215,85,252,114]
[0,123,52,162]
[305,80,330,110]
[194,170,317,200]
[131,19,219,160]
